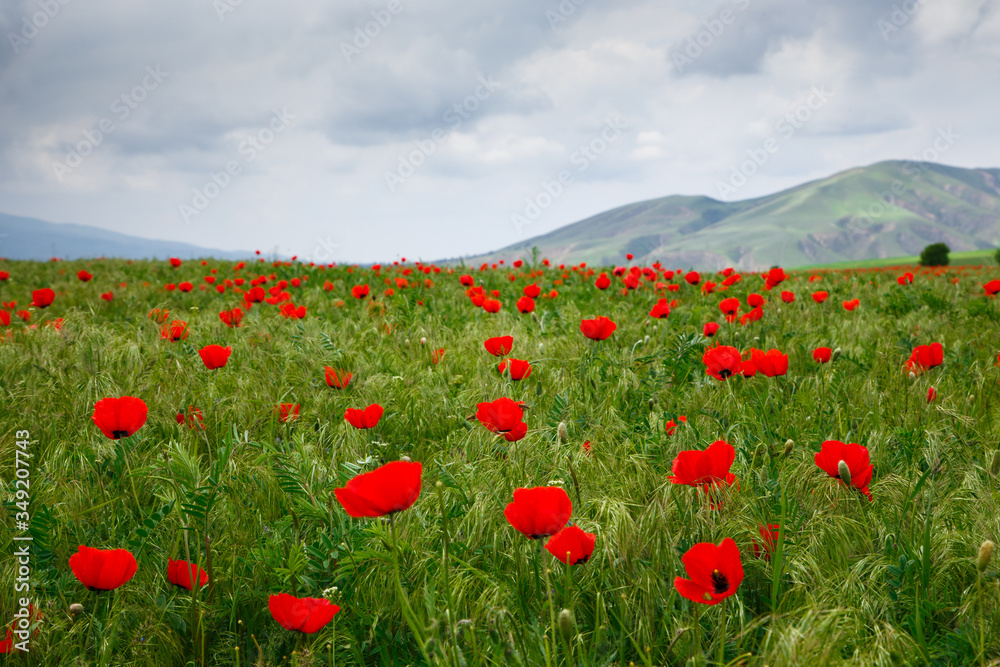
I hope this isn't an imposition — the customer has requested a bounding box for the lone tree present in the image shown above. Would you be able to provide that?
[919,242,950,267]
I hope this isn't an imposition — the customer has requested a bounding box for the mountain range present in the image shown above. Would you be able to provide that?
[0,212,251,261]
[4,160,1000,268]
[466,160,1000,269]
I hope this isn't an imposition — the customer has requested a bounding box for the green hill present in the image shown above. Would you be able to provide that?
[473,161,1000,269]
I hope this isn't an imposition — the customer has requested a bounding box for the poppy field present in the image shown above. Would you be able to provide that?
[1,256,1000,666]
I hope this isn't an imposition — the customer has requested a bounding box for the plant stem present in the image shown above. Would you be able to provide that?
[716,597,726,666]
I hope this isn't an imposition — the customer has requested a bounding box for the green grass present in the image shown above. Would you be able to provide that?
[1,257,1000,666]
[802,249,999,270]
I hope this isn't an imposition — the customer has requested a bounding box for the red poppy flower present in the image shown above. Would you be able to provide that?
[898,272,914,285]
[752,524,780,560]
[504,486,572,539]
[685,271,701,286]
[31,288,55,308]
[352,284,370,299]
[674,538,744,605]
[812,291,828,303]
[764,267,787,290]
[431,347,446,364]
[482,298,502,313]
[219,307,244,328]
[498,358,532,380]
[167,557,209,590]
[906,343,943,373]
[0,311,9,327]
[0,271,7,281]
[814,440,873,500]
[703,322,719,337]
[749,348,788,377]
[516,296,536,313]
[719,298,740,317]
[278,404,300,422]
[459,274,474,287]
[198,344,231,370]
[470,292,486,307]
[324,367,352,389]
[523,284,541,298]
[544,524,595,565]
[665,415,686,435]
[813,347,832,363]
[269,593,340,633]
[983,280,1000,296]
[484,336,514,356]
[244,286,265,303]
[334,460,422,517]
[179,406,205,430]
[476,397,527,441]
[69,545,138,591]
[178,282,194,293]
[78,270,93,282]
[17,309,30,323]
[580,316,616,341]
[669,440,737,492]
[160,320,189,341]
[169,258,182,268]
[842,298,860,311]
[594,273,611,290]
[747,293,764,308]
[927,386,937,402]
[780,291,795,303]
[648,298,670,319]
[703,345,742,380]
[344,403,384,429]
[739,306,763,325]
[701,281,717,294]
[92,396,148,439]
[99,291,113,301]
[623,273,640,290]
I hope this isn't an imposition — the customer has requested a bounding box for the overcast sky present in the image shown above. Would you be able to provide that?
[1,0,998,263]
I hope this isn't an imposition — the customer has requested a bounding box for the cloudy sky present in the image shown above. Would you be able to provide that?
[1,0,998,263]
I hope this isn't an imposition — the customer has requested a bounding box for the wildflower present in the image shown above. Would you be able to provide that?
[92,397,148,439]
[504,487,572,539]
[69,546,137,591]
[673,538,744,605]
[334,460,422,518]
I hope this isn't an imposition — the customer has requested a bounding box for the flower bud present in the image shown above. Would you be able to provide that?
[404,339,410,346]
[400,455,411,462]
[838,460,852,487]
[558,608,574,645]
[557,421,569,443]
[832,347,841,361]
[783,439,794,456]
[420,337,427,345]
[978,540,994,572]
[69,603,84,616]
[643,335,650,345]
[648,397,655,409]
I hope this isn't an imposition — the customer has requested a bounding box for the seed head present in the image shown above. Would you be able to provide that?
[978,540,994,572]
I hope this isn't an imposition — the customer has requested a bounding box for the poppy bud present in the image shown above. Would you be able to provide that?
[648,398,655,409]
[404,339,410,345]
[978,540,994,572]
[400,455,411,462]
[558,608,574,645]
[538,343,544,352]
[838,460,852,487]
[69,603,84,616]
[990,450,1000,476]
[420,337,427,345]
[558,421,568,443]
[908,371,916,380]
[783,439,794,456]
[643,335,650,344]
[832,347,841,361]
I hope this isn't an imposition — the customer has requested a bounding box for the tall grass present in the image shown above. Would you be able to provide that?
[0,258,998,665]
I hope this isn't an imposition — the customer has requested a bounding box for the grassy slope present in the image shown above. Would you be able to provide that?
[474,161,1000,269]
[1,258,1000,665]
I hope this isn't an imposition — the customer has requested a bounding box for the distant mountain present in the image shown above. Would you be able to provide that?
[466,161,1000,270]
[0,212,252,261]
